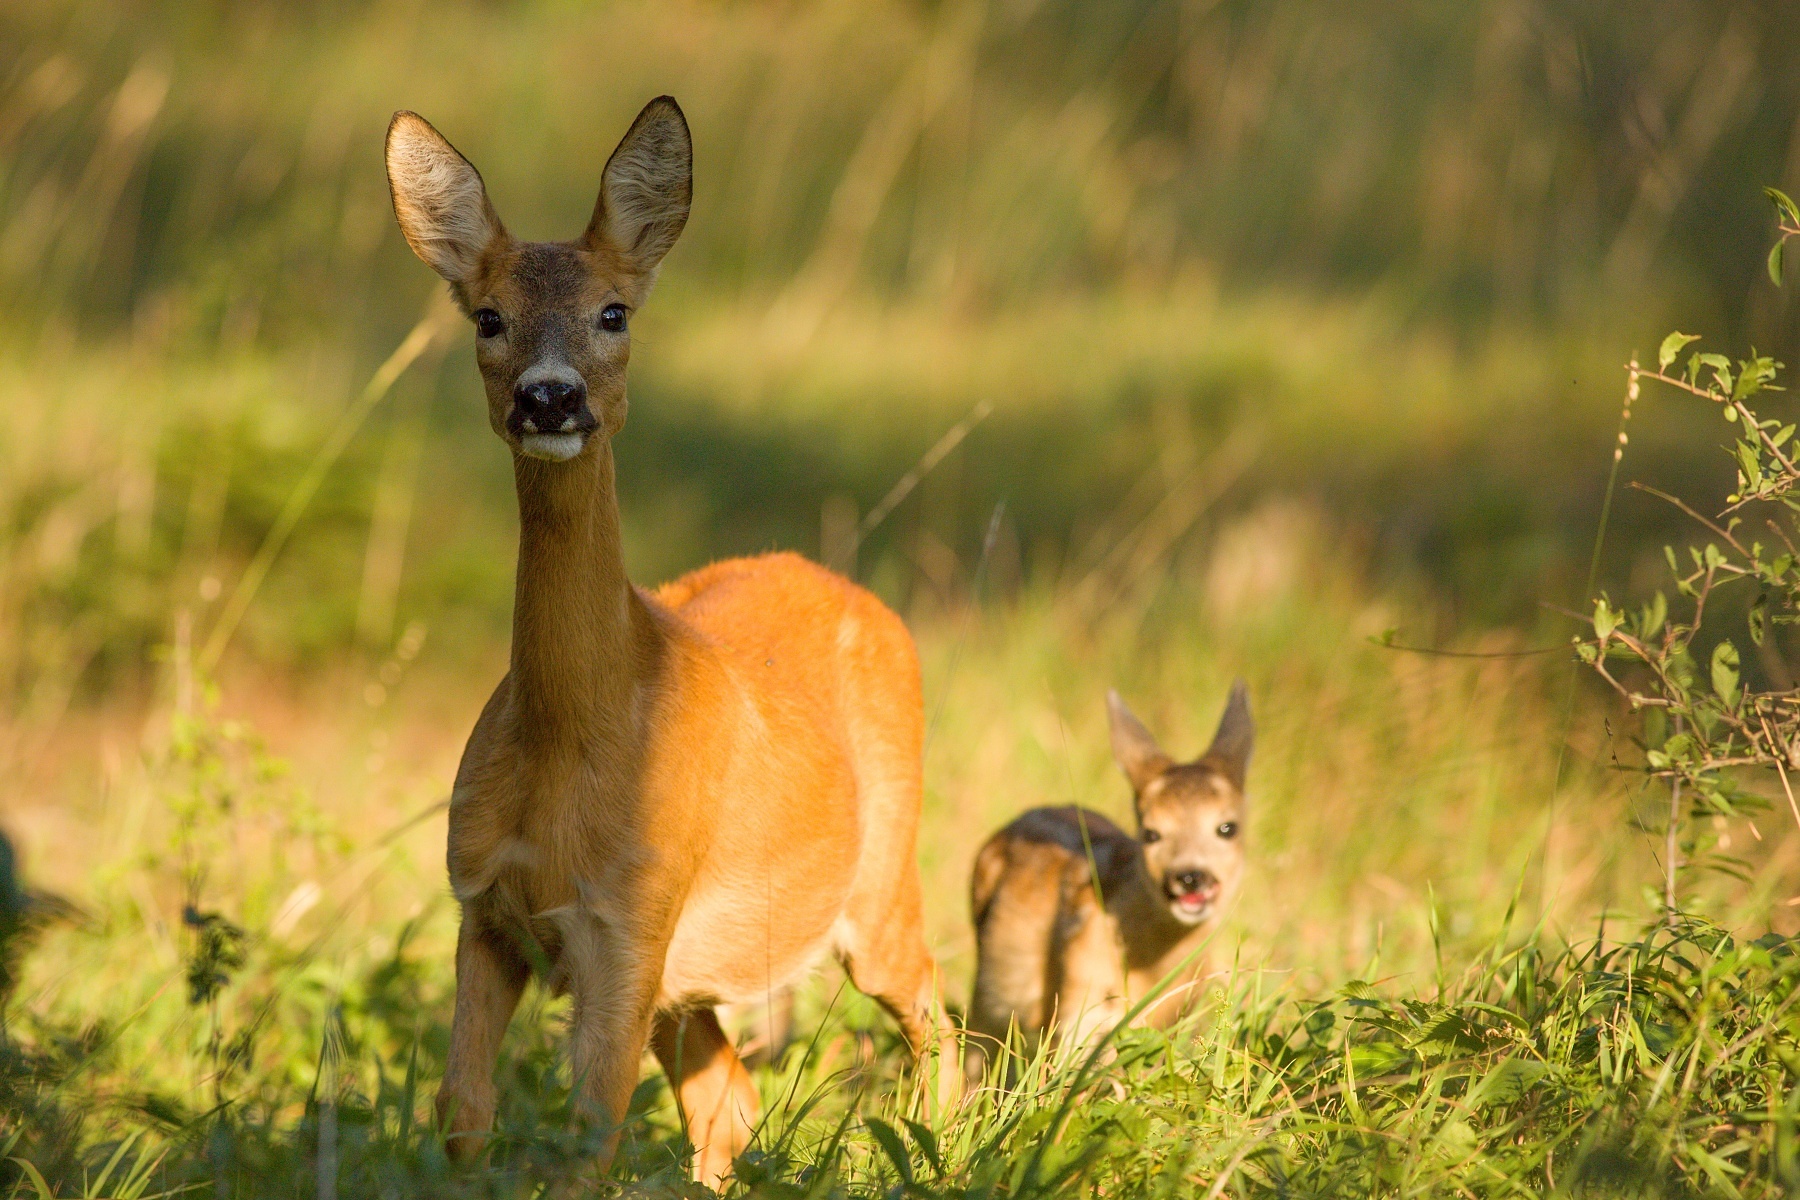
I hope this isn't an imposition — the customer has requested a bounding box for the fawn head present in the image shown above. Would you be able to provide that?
[385,97,692,462]
[1106,682,1253,927]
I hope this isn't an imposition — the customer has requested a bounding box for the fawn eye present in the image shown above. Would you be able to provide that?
[1216,821,1238,839]
[598,304,628,333]
[1141,828,1162,844]
[474,309,503,339]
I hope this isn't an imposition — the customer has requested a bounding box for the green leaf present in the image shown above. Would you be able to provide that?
[1770,186,1800,227]
[1773,238,1787,287]
[1699,352,1734,395]
[1735,354,1781,401]
[1659,331,1701,372]
[7,1157,54,1200]
[1642,591,1667,639]
[1752,593,1769,646]
[1713,640,1741,707]
[865,1118,914,1186]
[1466,1057,1547,1110]
[1738,441,1764,487]
[903,1119,944,1175]
[1593,598,1617,639]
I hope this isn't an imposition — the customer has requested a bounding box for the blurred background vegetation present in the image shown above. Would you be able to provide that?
[3,0,1798,703]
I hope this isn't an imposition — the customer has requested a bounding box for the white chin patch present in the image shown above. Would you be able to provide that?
[519,433,585,461]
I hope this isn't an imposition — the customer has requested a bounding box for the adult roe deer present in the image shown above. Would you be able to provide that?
[963,684,1251,1083]
[385,96,957,1187]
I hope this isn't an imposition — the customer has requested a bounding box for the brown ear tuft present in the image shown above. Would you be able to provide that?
[1107,689,1171,795]
[385,111,505,288]
[585,96,692,277]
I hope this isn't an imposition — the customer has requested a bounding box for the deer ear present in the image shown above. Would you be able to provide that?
[386,111,505,289]
[586,96,692,277]
[1107,690,1171,794]
[1202,679,1254,790]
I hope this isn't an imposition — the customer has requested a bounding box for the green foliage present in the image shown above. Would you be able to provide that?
[1583,191,1800,913]
[11,908,1800,1196]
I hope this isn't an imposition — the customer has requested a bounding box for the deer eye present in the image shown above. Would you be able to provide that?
[474,309,503,339]
[1141,828,1162,844]
[1216,821,1238,839]
[598,304,628,333]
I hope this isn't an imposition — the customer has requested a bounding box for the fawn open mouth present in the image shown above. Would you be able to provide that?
[1166,881,1219,923]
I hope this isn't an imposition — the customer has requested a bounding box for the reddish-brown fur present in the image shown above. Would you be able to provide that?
[963,685,1252,1082]
[385,97,956,1188]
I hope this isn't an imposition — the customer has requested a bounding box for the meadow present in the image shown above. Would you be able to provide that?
[6,0,1800,1195]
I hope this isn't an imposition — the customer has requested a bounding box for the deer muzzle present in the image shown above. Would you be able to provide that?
[510,374,598,461]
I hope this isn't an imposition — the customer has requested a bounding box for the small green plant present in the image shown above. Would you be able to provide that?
[1581,188,1800,917]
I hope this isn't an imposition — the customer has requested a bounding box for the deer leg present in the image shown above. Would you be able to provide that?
[1052,886,1130,1061]
[558,908,665,1175]
[652,1008,760,1188]
[836,881,962,1112]
[437,920,529,1160]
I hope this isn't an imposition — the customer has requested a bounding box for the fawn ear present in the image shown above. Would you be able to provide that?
[1107,690,1171,795]
[386,111,505,289]
[585,96,692,278]
[1202,679,1254,790]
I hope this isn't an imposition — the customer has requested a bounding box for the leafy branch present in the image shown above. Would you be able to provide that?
[1577,187,1800,919]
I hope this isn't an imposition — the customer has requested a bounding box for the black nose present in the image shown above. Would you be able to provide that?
[513,379,588,426]
[1172,870,1217,895]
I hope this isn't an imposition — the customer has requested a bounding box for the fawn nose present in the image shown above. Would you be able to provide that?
[1170,869,1218,897]
[512,379,588,432]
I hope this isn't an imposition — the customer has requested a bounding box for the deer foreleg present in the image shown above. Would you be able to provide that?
[556,905,665,1173]
[437,918,529,1159]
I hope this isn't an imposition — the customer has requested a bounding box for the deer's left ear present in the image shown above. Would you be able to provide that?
[585,96,692,278]
[1202,679,1254,790]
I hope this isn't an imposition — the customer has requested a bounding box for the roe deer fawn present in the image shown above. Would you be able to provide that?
[385,97,957,1187]
[963,683,1251,1082]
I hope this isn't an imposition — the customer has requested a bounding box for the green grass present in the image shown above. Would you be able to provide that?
[7,554,1800,1197]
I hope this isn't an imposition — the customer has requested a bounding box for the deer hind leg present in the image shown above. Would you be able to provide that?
[964,856,1058,1089]
[652,1008,760,1189]
[1051,884,1129,1064]
[725,985,794,1069]
[437,919,529,1160]
[835,874,962,1111]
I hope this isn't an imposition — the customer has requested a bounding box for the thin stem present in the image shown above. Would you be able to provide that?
[1629,482,1749,555]
[1665,716,1684,927]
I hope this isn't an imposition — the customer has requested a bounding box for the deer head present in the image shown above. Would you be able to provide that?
[385,97,692,462]
[1107,681,1253,927]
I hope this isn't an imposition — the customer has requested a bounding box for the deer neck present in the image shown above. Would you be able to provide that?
[508,441,643,753]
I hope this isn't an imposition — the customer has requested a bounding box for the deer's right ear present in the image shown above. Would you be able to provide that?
[1107,690,1171,794]
[385,112,504,288]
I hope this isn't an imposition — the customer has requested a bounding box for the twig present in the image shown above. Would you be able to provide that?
[1628,482,1749,555]
[1765,715,1800,837]
[854,398,994,550]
